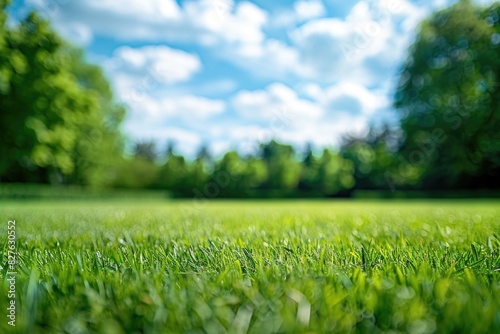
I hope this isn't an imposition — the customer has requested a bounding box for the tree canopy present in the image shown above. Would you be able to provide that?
[0,8,125,186]
[394,0,500,189]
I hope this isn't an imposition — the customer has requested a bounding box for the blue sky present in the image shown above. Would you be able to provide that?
[12,0,496,156]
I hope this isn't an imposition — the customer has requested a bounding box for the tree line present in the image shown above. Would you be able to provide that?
[121,140,356,197]
[0,0,499,197]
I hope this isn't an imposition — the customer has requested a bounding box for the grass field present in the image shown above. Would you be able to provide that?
[1,199,500,333]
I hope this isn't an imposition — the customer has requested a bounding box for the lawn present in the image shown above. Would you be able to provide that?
[1,200,500,333]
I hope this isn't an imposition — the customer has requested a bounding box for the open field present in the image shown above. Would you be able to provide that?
[1,200,500,333]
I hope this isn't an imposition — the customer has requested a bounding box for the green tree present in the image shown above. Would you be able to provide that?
[395,0,500,189]
[298,143,320,192]
[213,151,267,197]
[67,48,125,187]
[341,126,399,190]
[157,150,188,195]
[259,140,301,193]
[0,9,125,186]
[0,0,11,94]
[317,149,355,195]
[112,157,159,189]
[133,141,157,162]
[186,159,210,194]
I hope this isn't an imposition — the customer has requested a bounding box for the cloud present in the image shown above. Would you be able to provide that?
[219,38,301,80]
[100,45,225,144]
[27,0,267,46]
[232,83,323,121]
[294,0,327,21]
[270,115,370,148]
[162,96,226,119]
[102,45,202,112]
[281,0,433,86]
[224,80,388,150]
[124,94,225,123]
[273,0,326,27]
[105,45,201,87]
[321,82,390,116]
[27,0,297,80]
[215,0,426,84]
[120,80,386,157]
[26,0,425,86]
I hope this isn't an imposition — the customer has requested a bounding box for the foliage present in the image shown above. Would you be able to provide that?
[133,141,157,162]
[150,141,357,198]
[0,0,10,93]
[395,0,500,189]
[0,9,124,186]
[1,200,499,333]
[259,140,301,191]
[156,152,189,194]
[340,126,402,190]
[211,151,267,197]
[112,157,160,189]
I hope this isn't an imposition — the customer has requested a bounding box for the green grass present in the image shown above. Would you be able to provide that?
[1,200,500,333]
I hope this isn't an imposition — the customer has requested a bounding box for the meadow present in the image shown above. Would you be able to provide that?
[1,199,500,333]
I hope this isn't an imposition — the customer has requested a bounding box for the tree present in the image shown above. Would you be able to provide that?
[298,143,320,192]
[157,152,188,195]
[112,157,159,189]
[0,9,125,186]
[185,159,210,194]
[196,144,212,162]
[66,48,125,187]
[0,0,11,94]
[259,140,301,192]
[213,151,267,197]
[317,149,355,195]
[133,141,157,162]
[340,126,400,190]
[395,0,500,189]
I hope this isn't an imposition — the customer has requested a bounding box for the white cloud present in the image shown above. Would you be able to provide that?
[298,83,323,100]
[232,83,323,121]
[272,0,326,28]
[221,38,301,79]
[225,80,388,150]
[27,0,295,81]
[270,115,370,148]
[102,45,202,116]
[121,81,386,157]
[100,45,225,145]
[321,82,390,116]
[27,0,427,86]
[294,0,327,21]
[123,94,225,123]
[287,0,427,84]
[162,96,226,119]
[27,0,267,47]
[106,45,201,87]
